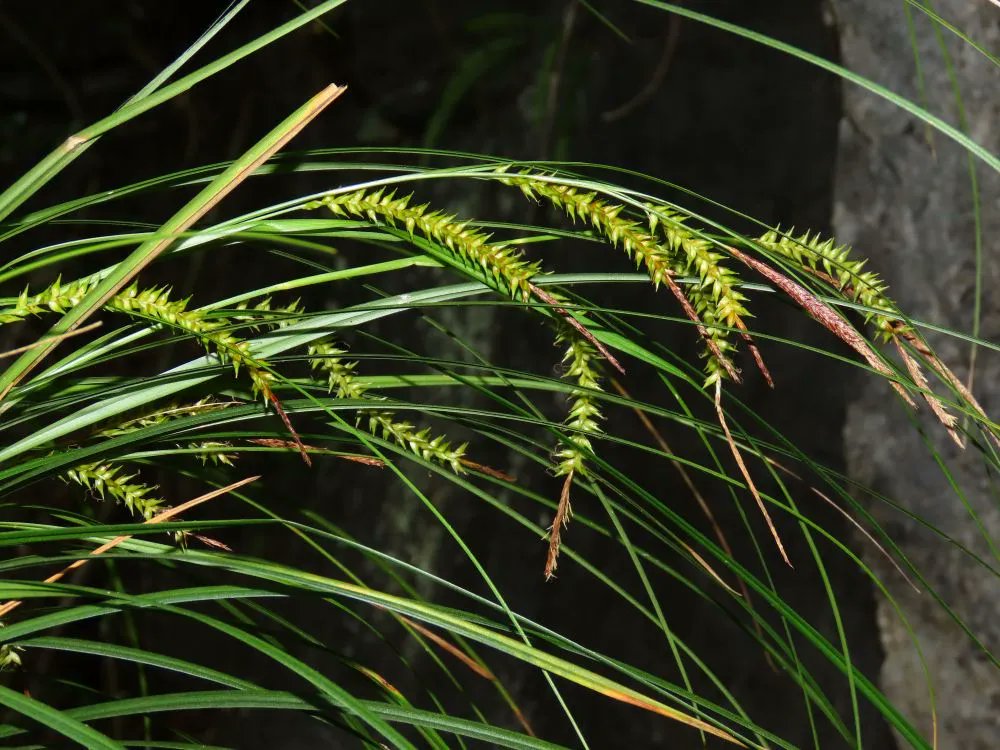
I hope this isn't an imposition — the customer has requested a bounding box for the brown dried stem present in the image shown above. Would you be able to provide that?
[545,471,575,580]
[714,380,791,567]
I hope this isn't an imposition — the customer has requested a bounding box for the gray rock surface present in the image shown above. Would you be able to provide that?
[832,1,1000,746]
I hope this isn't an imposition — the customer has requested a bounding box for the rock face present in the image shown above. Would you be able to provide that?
[832,2,1000,747]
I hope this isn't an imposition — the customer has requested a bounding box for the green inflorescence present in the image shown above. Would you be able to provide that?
[1,277,282,398]
[498,169,740,385]
[308,188,541,301]
[309,341,467,473]
[553,325,604,478]
[648,204,751,385]
[755,229,901,337]
[65,462,163,520]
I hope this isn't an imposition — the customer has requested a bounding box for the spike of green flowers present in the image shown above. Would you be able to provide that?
[1,277,277,399]
[367,411,467,475]
[497,169,738,386]
[109,283,276,398]
[308,341,467,473]
[306,189,541,301]
[0,273,103,323]
[64,462,164,520]
[309,342,369,400]
[755,228,901,338]
[553,325,604,478]
[496,171,674,287]
[646,204,753,385]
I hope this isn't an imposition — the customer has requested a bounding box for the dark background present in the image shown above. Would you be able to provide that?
[0,2,898,747]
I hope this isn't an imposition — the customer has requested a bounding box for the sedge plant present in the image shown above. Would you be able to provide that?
[0,3,995,749]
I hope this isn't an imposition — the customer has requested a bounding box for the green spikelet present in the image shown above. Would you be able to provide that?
[1,276,278,399]
[0,274,102,324]
[646,205,751,385]
[308,341,466,473]
[309,342,369,400]
[755,229,900,337]
[97,400,237,467]
[98,397,230,438]
[194,441,237,466]
[108,283,275,397]
[367,411,467,475]
[498,173,675,286]
[307,189,541,300]
[498,169,738,385]
[0,624,22,671]
[65,463,163,520]
[553,326,604,478]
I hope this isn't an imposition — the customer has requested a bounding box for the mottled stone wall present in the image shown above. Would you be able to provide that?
[832,1,1000,746]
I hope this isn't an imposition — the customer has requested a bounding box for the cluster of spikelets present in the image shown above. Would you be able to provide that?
[308,341,468,474]
[493,169,925,389]
[306,177,779,573]
[0,272,258,526]
[306,188,617,566]
[3,170,973,584]
[649,205,759,385]
[307,189,541,301]
[486,169,994,566]
[496,170,745,386]
[0,270,472,511]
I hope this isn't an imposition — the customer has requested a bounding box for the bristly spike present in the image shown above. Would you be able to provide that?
[311,189,540,303]
[309,340,468,473]
[497,171,749,386]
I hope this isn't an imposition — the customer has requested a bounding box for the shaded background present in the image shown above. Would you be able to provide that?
[1,1,994,747]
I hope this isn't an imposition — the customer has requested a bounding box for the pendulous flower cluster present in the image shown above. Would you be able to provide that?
[308,189,541,301]
[308,341,467,473]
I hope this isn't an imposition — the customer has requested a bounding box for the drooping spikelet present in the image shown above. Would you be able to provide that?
[545,324,606,579]
[497,170,740,386]
[552,325,604,479]
[648,205,754,386]
[308,189,541,301]
[755,229,899,337]
[65,463,163,520]
[308,341,467,473]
